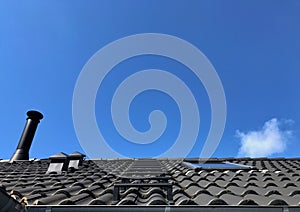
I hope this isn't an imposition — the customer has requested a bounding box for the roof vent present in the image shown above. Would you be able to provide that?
[68,151,86,169]
[10,110,43,162]
[46,152,69,174]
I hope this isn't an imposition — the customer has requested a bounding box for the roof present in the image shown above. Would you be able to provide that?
[1,156,300,210]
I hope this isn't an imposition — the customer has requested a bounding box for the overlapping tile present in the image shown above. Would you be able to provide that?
[0,157,300,206]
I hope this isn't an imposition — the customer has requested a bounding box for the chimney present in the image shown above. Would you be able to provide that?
[10,110,43,161]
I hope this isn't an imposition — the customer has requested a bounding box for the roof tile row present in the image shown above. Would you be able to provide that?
[1,157,300,206]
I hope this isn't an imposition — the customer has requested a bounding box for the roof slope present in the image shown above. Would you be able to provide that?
[1,157,300,206]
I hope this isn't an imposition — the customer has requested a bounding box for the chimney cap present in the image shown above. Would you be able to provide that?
[27,110,43,120]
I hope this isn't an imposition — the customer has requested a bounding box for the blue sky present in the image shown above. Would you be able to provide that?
[0,1,299,159]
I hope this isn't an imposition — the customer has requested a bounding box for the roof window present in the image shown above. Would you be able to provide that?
[183,161,253,170]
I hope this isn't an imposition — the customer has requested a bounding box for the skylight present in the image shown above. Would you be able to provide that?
[183,161,253,170]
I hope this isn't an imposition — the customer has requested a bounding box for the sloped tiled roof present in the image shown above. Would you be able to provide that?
[1,157,300,207]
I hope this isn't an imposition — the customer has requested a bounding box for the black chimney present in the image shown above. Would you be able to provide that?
[10,110,43,161]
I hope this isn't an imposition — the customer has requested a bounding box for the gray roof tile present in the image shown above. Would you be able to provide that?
[219,193,243,205]
[1,157,300,207]
[89,192,113,205]
[192,193,216,205]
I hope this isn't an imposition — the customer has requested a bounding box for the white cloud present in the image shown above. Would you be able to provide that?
[236,118,293,157]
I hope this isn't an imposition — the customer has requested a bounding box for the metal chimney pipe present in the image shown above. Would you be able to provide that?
[10,110,43,161]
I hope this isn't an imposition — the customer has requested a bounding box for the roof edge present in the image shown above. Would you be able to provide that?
[26,205,300,212]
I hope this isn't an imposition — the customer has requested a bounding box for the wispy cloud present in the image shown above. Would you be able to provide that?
[236,118,293,157]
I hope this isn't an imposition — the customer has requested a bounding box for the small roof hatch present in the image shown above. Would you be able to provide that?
[46,152,69,174]
[68,151,86,169]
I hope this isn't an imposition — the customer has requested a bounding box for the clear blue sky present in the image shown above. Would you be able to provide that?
[0,1,299,159]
